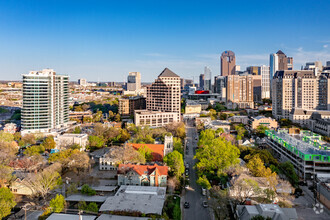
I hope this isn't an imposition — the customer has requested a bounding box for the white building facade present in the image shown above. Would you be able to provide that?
[22,69,69,134]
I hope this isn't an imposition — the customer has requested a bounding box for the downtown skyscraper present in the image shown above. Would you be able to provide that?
[22,69,69,135]
[204,66,212,91]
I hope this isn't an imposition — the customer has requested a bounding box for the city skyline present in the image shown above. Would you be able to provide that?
[0,1,330,81]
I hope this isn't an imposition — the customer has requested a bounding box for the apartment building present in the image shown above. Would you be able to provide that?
[135,68,181,127]
[260,65,270,99]
[226,74,254,109]
[119,96,146,117]
[127,72,141,92]
[22,69,69,134]
[134,110,180,127]
[272,70,330,120]
[265,129,330,180]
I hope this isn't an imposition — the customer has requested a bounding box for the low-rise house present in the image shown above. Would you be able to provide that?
[99,185,166,215]
[228,116,249,125]
[117,163,168,187]
[205,120,231,132]
[55,133,88,151]
[236,204,298,220]
[249,116,278,130]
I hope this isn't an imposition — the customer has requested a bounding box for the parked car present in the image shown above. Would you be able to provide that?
[202,188,206,196]
[184,202,190,208]
[202,201,208,208]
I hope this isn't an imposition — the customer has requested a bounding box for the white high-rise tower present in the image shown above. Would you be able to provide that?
[22,69,69,134]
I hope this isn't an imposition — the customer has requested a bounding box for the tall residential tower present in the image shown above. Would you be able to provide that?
[22,69,69,134]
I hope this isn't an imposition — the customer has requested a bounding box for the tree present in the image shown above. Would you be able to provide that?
[66,183,78,195]
[88,135,105,149]
[0,187,16,219]
[195,130,240,176]
[0,165,14,186]
[21,134,36,145]
[255,125,268,137]
[108,110,114,120]
[235,124,247,139]
[173,137,183,155]
[0,141,18,165]
[231,178,261,204]
[246,155,274,178]
[111,145,146,164]
[93,110,103,122]
[118,129,130,143]
[81,184,96,196]
[24,145,45,156]
[93,123,107,137]
[0,131,14,142]
[49,194,65,213]
[73,126,82,134]
[23,170,61,200]
[164,151,184,179]
[196,175,211,189]
[78,201,99,213]
[279,161,299,187]
[115,114,121,122]
[74,106,83,112]
[42,136,56,150]
[137,145,153,162]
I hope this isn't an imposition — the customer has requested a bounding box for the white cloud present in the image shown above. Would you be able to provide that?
[323,44,328,48]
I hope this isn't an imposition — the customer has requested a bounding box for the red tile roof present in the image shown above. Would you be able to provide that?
[118,163,168,176]
[126,143,164,162]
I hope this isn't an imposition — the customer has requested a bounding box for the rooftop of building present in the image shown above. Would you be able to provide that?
[118,163,168,176]
[158,68,180,78]
[99,185,166,215]
[47,213,96,220]
[65,194,107,203]
[291,108,330,117]
[125,143,165,161]
[97,215,151,220]
[266,129,330,157]
[134,110,178,115]
[237,204,298,220]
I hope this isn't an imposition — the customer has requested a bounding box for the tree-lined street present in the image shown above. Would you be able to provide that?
[183,119,211,220]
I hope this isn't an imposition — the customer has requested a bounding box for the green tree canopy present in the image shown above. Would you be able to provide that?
[137,146,153,162]
[42,136,56,150]
[24,145,45,157]
[49,194,65,213]
[196,175,211,189]
[164,150,185,179]
[81,184,96,196]
[195,130,240,176]
[88,135,105,149]
[0,187,16,219]
[0,131,14,143]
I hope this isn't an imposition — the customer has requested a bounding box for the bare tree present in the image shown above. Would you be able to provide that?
[23,169,61,200]
[167,177,179,194]
[230,178,261,205]
[111,145,145,164]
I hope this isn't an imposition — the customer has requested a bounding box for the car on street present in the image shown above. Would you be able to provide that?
[202,201,208,208]
[184,202,190,208]
[202,188,206,196]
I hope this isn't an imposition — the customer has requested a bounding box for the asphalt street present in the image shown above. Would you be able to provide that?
[183,119,211,220]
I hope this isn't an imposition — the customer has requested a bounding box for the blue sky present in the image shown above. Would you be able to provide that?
[0,0,329,82]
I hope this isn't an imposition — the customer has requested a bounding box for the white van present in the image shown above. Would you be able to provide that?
[202,188,206,196]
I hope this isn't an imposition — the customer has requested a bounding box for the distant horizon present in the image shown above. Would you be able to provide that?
[0,1,329,82]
